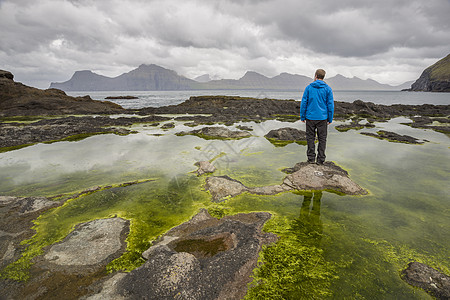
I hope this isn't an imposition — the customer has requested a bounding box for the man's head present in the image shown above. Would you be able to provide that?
[315,69,326,80]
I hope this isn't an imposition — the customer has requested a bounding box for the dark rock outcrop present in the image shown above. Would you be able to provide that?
[401,262,450,299]
[408,54,450,92]
[361,130,425,144]
[264,127,307,146]
[0,70,124,116]
[335,119,375,132]
[177,126,252,139]
[0,115,169,150]
[87,209,277,300]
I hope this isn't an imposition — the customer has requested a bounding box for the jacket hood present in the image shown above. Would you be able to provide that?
[311,80,328,88]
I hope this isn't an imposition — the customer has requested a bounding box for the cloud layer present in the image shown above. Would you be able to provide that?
[1,0,449,88]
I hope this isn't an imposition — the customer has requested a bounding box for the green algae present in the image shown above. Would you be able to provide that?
[0,117,449,298]
[265,137,307,147]
[0,175,212,280]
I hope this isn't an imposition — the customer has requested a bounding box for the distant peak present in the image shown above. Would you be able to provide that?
[241,71,268,80]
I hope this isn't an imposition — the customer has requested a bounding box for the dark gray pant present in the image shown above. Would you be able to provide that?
[306,119,328,163]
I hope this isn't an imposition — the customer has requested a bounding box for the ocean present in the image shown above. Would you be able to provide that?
[67,90,450,109]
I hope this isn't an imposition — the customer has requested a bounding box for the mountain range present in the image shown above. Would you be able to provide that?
[50,64,412,92]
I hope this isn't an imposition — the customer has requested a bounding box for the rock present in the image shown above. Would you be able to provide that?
[204,162,367,202]
[105,96,138,99]
[0,70,14,80]
[335,120,375,132]
[88,209,277,300]
[205,176,249,202]
[0,70,124,116]
[160,122,175,129]
[194,161,216,176]
[361,130,424,144]
[265,127,307,146]
[0,115,169,150]
[401,262,450,299]
[283,162,368,195]
[177,126,252,139]
[42,218,129,273]
[236,125,253,131]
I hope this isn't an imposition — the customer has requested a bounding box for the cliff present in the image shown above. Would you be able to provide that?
[408,54,450,92]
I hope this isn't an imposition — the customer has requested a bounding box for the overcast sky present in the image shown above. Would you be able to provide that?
[1,0,449,88]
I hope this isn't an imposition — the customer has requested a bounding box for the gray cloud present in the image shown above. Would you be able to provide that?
[0,0,449,88]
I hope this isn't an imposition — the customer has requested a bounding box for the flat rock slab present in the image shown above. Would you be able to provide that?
[87,209,277,300]
[177,126,251,139]
[361,130,425,144]
[205,162,367,202]
[43,218,129,272]
[401,262,450,300]
[283,162,368,195]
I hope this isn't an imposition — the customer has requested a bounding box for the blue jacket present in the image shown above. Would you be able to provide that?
[300,80,334,123]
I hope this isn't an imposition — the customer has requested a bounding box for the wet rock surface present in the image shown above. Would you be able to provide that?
[0,115,169,149]
[0,196,62,270]
[361,130,425,144]
[177,126,252,139]
[42,218,129,272]
[194,161,217,176]
[264,127,307,145]
[88,209,277,300]
[401,262,450,299]
[205,162,367,202]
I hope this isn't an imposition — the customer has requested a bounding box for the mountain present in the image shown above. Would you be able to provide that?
[51,64,408,91]
[50,64,202,91]
[194,74,212,82]
[407,54,450,92]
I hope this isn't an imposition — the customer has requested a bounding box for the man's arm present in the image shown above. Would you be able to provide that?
[300,87,309,123]
[327,88,334,124]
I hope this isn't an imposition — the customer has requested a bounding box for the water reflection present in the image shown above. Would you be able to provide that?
[291,191,323,246]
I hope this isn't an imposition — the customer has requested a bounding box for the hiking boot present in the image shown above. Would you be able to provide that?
[307,160,315,164]
[316,161,324,165]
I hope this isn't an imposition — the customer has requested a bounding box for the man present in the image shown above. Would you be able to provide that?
[300,69,334,165]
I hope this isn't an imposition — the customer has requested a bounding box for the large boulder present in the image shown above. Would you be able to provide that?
[86,209,277,300]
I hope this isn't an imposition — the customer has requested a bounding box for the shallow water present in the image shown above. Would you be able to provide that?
[0,118,449,298]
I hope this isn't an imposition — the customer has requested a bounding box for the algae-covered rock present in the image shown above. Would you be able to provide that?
[87,209,277,300]
[361,130,425,144]
[176,126,251,139]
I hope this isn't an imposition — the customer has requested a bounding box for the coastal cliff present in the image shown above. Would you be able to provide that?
[408,54,450,92]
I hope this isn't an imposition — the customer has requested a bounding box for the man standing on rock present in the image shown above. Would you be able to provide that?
[300,69,334,165]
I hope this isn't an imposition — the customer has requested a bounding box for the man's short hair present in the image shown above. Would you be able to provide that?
[315,69,326,80]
